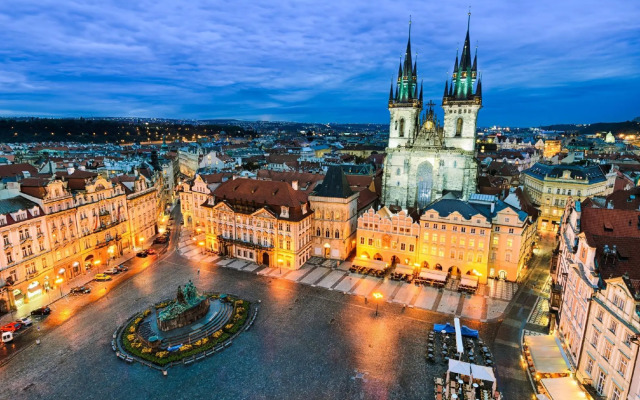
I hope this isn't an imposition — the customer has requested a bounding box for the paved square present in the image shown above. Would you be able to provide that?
[299,266,331,285]
[334,274,361,293]
[352,275,381,297]
[436,291,461,314]
[413,287,438,310]
[317,270,348,289]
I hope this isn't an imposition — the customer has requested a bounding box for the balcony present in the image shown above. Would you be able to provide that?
[217,235,273,251]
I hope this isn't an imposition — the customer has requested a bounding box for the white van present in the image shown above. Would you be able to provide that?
[1,331,13,343]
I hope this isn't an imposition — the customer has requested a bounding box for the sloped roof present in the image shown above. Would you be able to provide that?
[0,163,38,179]
[311,166,354,198]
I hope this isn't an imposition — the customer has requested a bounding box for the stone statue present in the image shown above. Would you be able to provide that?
[157,281,210,331]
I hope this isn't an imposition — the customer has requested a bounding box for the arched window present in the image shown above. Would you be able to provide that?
[334,229,340,239]
[399,119,405,137]
[330,211,334,220]
[396,168,401,176]
[455,118,463,136]
[325,229,330,238]
[316,228,321,236]
[394,120,398,131]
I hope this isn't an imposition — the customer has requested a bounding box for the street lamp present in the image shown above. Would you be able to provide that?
[372,292,383,316]
[139,237,145,250]
[277,258,283,275]
[324,242,330,258]
[198,241,205,254]
[55,275,64,298]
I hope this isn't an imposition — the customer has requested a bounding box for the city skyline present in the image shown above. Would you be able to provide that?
[0,0,638,126]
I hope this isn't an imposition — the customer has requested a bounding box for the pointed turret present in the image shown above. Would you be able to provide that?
[419,81,423,101]
[453,49,459,75]
[395,86,399,100]
[413,61,417,78]
[397,61,402,81]
[476,78,482,97]
[472,46,478,73]
[389,82,394,102]
[443,80,449,98]
[459,13,472,71]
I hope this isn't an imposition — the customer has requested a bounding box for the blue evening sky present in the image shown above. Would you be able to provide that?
[0,0,638,126]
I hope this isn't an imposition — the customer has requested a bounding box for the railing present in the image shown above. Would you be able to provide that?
[217,235,273,251]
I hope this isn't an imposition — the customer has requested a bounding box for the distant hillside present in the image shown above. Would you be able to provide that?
[541,121,640,135]
[0,118,246,144]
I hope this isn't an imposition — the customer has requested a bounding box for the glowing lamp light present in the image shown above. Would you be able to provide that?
[55,277,64,284]
[372,292,383,300]
[198,241,204,246]
[323,243,330,248]
[360,254,368,259]
[158,228,165,234]
[94,260,101,265]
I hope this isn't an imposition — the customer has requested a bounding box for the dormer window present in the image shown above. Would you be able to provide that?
[281,206,289,218]
[0,216,6,226]
[301,204,307,214]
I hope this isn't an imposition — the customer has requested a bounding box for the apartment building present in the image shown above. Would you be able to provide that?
[523,163,615,232]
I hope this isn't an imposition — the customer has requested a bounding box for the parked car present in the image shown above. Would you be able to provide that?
[30,306,51,316]
[18,316,33,326]
[116,265,128,272]
[136,251,148,258]
[94,274,112,281]
[104,268,119,275]
[153,237,167,244]
[70,286,91,294]
[146,249,157,255]
[1,322,22,332]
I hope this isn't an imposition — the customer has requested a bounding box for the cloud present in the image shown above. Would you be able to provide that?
[0,0,637,125]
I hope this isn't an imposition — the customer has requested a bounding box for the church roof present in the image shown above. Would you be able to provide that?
[311,166,354,198]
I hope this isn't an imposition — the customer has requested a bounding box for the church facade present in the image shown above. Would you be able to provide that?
[382,18,482,209]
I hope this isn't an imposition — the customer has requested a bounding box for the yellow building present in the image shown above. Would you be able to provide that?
[522,163,615,232]
[113,175,160,250]
[308,166,360,260]
[543,139,562,159]
[20,177,82,280]
[0,196,53,310]
[357,193,536,283]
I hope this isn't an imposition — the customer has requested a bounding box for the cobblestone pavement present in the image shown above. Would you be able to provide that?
[178,230,517,322]
[0,245,514,400]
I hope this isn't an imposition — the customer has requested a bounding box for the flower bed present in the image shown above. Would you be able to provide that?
[120,295,251,366]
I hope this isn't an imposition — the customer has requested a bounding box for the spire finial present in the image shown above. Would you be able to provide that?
[409,15,412,37]
[467,7,471,30]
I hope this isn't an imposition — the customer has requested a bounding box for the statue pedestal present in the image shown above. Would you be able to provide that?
[157,297,210,331]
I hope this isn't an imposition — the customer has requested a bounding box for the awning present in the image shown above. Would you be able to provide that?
[525,335,572,374]
[394,264,414,275]
[471,364,496,382]
[352,258,387,271]
[433,323,479,338]
[540,377,587,400]
[448,359,471,377]
[460,276,479,288]
[420,270,448,282]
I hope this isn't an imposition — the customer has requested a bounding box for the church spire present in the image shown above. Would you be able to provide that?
[472,45,478,73]
[419,80,423,101]
[459,11,472,71]
[403,17,413,78]
[389,81,394,102]
[443,80,449,98]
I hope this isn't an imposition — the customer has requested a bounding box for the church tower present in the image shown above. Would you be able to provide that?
[442,13,482,152]
[388,21,422,149]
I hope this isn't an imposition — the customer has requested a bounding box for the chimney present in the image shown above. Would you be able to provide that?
[78,166,85,171]
[292,180,299,190]
[67,167,75,175]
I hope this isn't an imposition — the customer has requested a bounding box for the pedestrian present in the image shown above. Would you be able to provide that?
[197,268,200,276]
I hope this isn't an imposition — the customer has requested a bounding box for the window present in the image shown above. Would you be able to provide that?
[325,229,330,238]
[508,228,514,234]
[478,241,484,249]
[492,237,499,246]
[591,330,600,348]
[611,386,621,400]
[507,239,513,247]
[596,369,606,395]
[334,230,339,239]
[316,228,321,236]
[476,253,482,263]
[455,118,463,136]
[409,244,414,252]
[400,243,406,251]
[441,225,446,230]
[505,253,511,262]
[431,246,436,255]
[440,236,445,243]
[596,308,604,322]
[424,223,429,228]
[450,250,456,259]
[469,239,475,248]
[458,251,463,260]
[461,227,466,233]
[360,237,365,245]
[432,234,438,242]
[470,228,476,234]
[618,355,628,378]
[613,294,625,310]
[433,224,438,229]
[399,118,405,137]
[609,320,618,335]
[586,357,594,375]
[368,238,373,246]
[603,341,612,361]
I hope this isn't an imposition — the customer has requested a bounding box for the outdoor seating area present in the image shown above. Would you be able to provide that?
[458,276,479,294]
[436,359,501,400]
[349,258,388,278]
[429,319,501,399]
[390,264,414,282]
[415,269,449,288]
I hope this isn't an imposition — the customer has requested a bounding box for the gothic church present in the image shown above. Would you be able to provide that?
[382,16,482,209]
